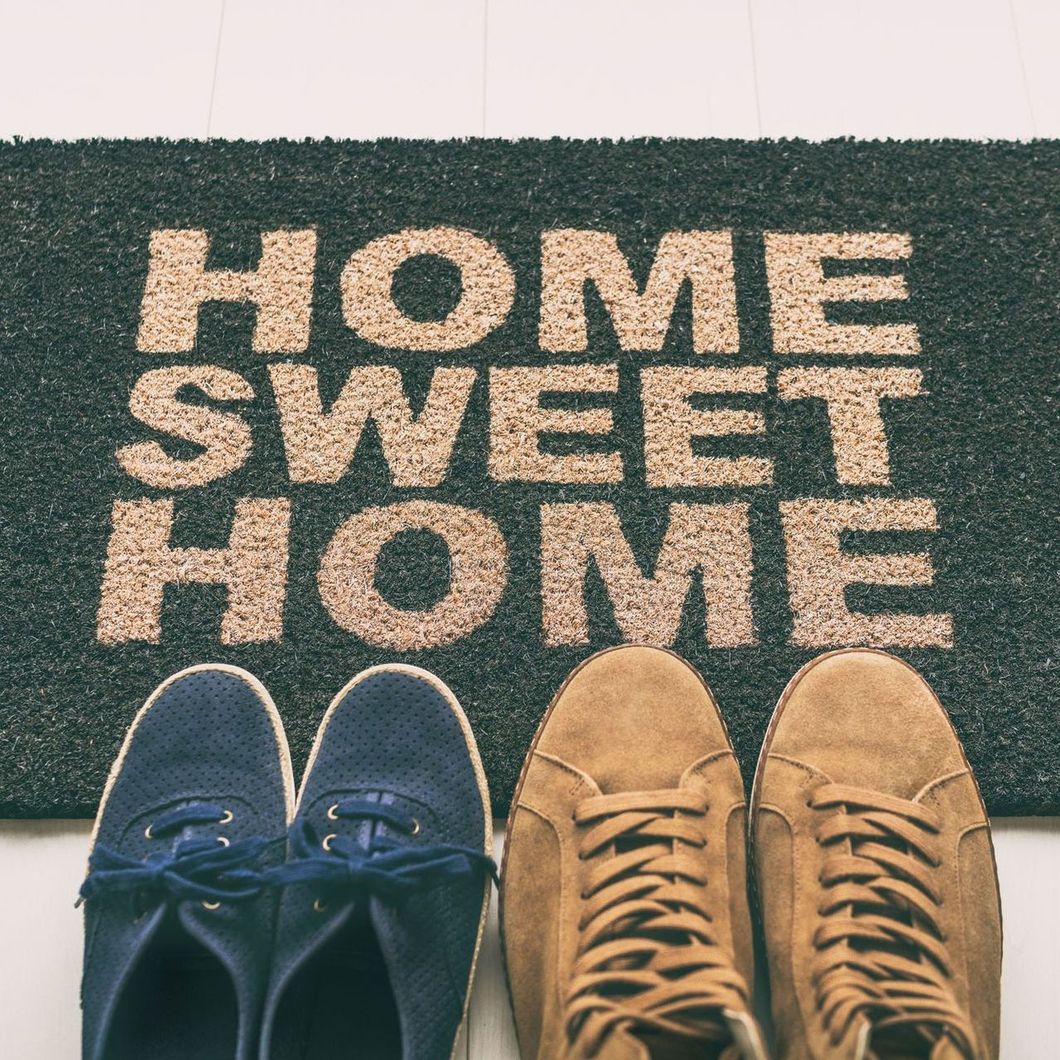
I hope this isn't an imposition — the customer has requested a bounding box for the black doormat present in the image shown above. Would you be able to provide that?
[1,139,1057,818]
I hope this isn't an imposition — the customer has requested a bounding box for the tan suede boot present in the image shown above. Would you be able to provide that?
[501,645,766,1060]
[751,648,1002,1059]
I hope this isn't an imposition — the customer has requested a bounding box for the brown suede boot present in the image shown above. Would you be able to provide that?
[751,648,1002,1059]
[501,645,766,1060]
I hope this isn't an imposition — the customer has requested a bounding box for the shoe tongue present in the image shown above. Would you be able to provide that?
[929,1036,965,1060]
[605,1028,652,1060]
[177,901,242,978]
[722,1008,767,1059]
[613,1010,763,1060]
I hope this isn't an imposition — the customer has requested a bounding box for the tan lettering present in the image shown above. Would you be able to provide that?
[641,366,773,487]
[539,229,739,353]
[137,228,317,353]
[117,366,255,488]
[778,367,923,485]
[317,501,508,649]
[341,227,514,350]
[97,498,291,644]
[540,501,756,647]
[489,365,622,483]
[780,497,952,647]
[764,232,919,355]
[270,364,476,486]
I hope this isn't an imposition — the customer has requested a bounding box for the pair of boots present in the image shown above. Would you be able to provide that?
[80,663,494,1060]
[502,646,1002,1060]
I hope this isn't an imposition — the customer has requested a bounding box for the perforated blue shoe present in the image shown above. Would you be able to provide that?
[79,664,294,1060]
[259,664,494,1060]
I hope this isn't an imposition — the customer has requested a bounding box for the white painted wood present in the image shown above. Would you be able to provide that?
[1009,0,1060,135]
[993,818,1060,1057]
[0,821,89,1058]
[467,826,520,1059]
[748,0,1036,139]
[484,0,760,137]
[208,0,486,138]
[0,0,223,138]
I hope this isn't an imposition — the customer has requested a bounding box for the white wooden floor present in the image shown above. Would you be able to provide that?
[0,2,1058,1057]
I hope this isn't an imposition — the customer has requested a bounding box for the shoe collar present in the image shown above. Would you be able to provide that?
[83,900,255,1060]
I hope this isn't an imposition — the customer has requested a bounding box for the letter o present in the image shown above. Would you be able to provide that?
[341,226,515,350]
[317,501,509,649]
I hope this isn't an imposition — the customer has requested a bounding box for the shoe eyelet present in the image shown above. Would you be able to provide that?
[216,836,230,848]
[313,898,328,913]
[202,900,221,911]
[327,803,340,821]
[218,809,234,825]
[144,825,154,840]
[408,818,421,837]
[322,833,337,852]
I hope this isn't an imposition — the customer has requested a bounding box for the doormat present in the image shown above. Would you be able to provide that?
[1,140,1057,818]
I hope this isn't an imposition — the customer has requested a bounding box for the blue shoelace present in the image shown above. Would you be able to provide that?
[267,797,497,902]
[78,802,276,907]
[79,798,495,909]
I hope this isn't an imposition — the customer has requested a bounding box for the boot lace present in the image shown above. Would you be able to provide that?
[79,802,274,907]
[810,783,978,1057]
[565,789,752,1056]
[267,797,496,903]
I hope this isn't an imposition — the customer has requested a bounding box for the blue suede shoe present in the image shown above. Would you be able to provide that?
[260,664,494,1060]
[80,664,294,1060]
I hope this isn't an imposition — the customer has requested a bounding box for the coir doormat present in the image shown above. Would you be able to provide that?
[1,140,1057,818]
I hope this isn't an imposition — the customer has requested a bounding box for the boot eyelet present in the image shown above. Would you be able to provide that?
[218,809,234,825]
[408,818,421,836]
[327,803,340,821]
[202,900,221,911]
[322,833,337,852]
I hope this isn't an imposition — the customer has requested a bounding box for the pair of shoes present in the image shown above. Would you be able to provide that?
[502,646,1002,1059]
[79,663,494,1060]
